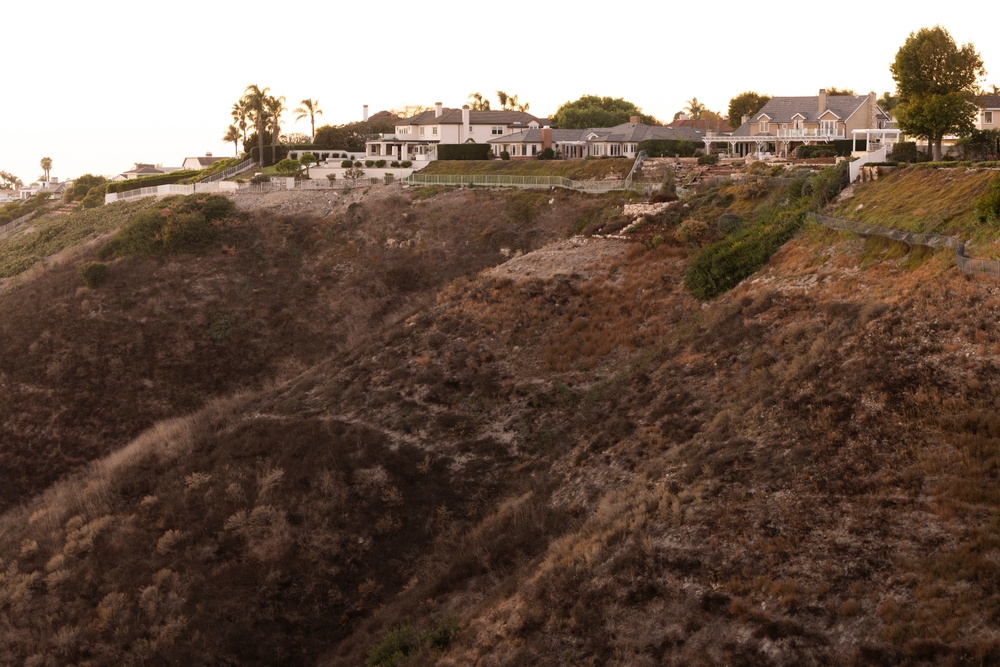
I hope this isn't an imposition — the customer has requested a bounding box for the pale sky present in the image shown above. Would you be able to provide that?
[1,0,995,185]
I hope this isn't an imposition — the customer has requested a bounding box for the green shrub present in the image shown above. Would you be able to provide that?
[889,142,918,163]
[81,186,105,208]
[539,147,555,160]
[500,151,510,160]
[428,616,461,651]
[736,174,770,199]
[326,174,337,182]
[974,174,1000,226]
[366,625,422,667]
[274,158,301,176]
[795,144,837,159]
[354,161,362,167]
[98,194,231,259]
[698,153,719,165]
[250,173,270,184]
[637,139,699,157]
[365,160,375,167]
[78,261,108,288]
[105,170,202,194]
[375,159,387,168]
[437,144,492,160]
[685,209,804,300]
[400,160,412,168]
[341,159,353,168]
[390,161,400,168]
[162,212,217,252]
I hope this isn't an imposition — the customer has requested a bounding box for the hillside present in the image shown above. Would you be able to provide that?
[2,169,1000,666]
[419,159,636,180]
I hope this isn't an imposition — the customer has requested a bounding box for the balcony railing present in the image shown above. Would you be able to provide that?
[775,128,845,139]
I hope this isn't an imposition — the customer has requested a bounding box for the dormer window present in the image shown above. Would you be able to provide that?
[759,120,769,133]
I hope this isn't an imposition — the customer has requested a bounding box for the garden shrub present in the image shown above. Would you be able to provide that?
[698,153,719,165]
[375,159,387,168]
[675,219,709,243]
[81,186,105,208]
[78,261,108,288]
[342,160,353,168]
[889,142,918,164]
[717,213,742,234]
[390,161,400,168]
[365,160,375,168]
[326,174,337,182]
[354,161,363,167]
[974,174,1000,226]
[795,145,836,159]
[274,158,300,176]
[250,173,270,184]
[105,170,202,194]
[400,161,412,168]
[539,147,555,160]
[500,151,510,160]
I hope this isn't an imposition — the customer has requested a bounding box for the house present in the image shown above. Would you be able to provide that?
[365,103,547,161]
[977,95,1000,131]
[111,163,183,182]
[488,118,705,159]
[182,153,228,170]
[705,90,892,158]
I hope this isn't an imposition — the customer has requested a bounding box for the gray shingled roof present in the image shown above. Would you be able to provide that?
[978,95,1000,109]
[487,123,704,144]
[730,94,888,137]
[401,108,541,126]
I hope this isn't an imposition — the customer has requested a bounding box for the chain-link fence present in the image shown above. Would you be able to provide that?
[807,212,1000,278]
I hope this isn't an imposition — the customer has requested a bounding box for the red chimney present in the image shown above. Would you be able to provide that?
[630,116,640,123]
[541,126,552,151]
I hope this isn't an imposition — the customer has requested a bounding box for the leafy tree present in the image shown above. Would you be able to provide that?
[266,95,288,164]
[956,128,1000,161]
[826,87,857,96]
[877,91,899,115]
[294,99,323,140]
[891,26,985,161]
[468,92,491,110]
[64,174,107,202]
[243,84,271,167]
[728,92,771,130]
[274,158,301,176]
[222,124,241,157]
[551,95,657,129]
[281,133,311,145]
[314,116,396,151]
[299,153,317,177]
[40,157,52,182]
[0,170,22,190]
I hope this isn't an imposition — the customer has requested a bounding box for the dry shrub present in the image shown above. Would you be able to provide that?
[156,529,185,555]
[674,219,709,243]
[94,591,127,632]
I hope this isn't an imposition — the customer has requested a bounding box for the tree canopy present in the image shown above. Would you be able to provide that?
[551,95,657,129]
[314,116,397,151]
[825,87,857,96]
[0,170,22,190]
[727,92,771,130]
[891,26,985,160]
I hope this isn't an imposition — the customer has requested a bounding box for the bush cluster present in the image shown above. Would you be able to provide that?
[342,159,354,168]
[697,153,719,165]
[400,160,412,168]
[795,145,837,159]
[637,139,698,157]
[974,174,1000,227]
[98,194,235,260]
[105,170,202,194]
[77,261,108,288]
[685,209,804,300]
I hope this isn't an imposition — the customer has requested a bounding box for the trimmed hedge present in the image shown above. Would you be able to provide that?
[795,145,837,159]
[437,144,492,160]
[106,170,203,194]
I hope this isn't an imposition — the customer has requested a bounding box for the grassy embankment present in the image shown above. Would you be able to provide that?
[419,158,635,180]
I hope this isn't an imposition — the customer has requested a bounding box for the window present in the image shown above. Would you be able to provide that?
[532,144,538,155]
[492,126,504,135]
[610,144,621,156]
[432,127,438,135]
[821,120,836,135]
[419,127,425,136]
[986,111,994,124]
[759,121,769,133]
[469,126,474,133]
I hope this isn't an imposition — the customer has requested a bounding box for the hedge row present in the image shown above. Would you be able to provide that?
[106,170,203,194]
[685,211,804,300]
[438,144,492,160]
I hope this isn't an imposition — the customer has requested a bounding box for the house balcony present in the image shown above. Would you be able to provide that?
[775,128,846,140]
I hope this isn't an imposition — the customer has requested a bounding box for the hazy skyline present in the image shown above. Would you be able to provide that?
[1,0,996,185]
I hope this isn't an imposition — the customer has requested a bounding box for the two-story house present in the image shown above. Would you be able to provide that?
[365,103,546,161]
[977,95,1000,131]
[705,90,891,158]
[488,118,705,159]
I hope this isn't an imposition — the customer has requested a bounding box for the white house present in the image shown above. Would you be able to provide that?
[182,153,229,170]
[365,103,547,161]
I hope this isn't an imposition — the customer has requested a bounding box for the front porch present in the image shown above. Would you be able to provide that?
[366,137,437,162]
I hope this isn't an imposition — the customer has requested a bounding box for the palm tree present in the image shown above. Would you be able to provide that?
[294,99,323,141]
[223,125,241,157]
[40,157,52,182]
[496,90,509,109]
[468,92,491,110]
[684,98,707,120]
[231,100,250,145]
[265,95,287,165]
[243,84,270,167]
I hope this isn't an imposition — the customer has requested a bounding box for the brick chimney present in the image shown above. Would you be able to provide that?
[630,115,640,124]
[435,102,443,118]
[205,152,212,157]
[363,104,369,121]
[541,126,552,151]
[818,89,827,114]
[867,91,877,128]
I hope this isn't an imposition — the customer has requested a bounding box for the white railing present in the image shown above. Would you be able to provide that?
[104,181,240,204]
[849,145,888,183]
[200,157,258,183]
[776,128,846,139]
